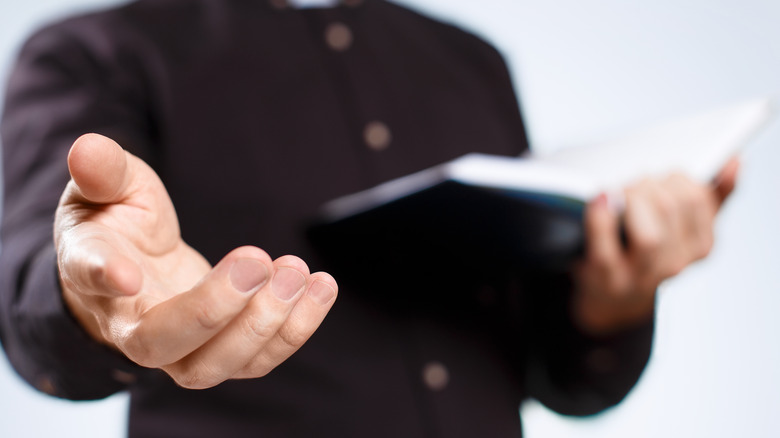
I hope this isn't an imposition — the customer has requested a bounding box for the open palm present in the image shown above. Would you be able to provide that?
[54,134,337,388]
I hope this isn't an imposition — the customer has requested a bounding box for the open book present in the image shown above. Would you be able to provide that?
[308,98,774,270]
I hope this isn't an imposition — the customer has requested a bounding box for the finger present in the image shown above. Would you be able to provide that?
[665,174,716,262]
[67,133,133,204]
[62,132,181,254]
[660,174,691,244]
[57,223,143,297]
[580,192,635,296]
[690,196,716,261]
[712,156,740,207]
[120,246,273,369]
[233,271,337,379]
[623,182,668,285]
[583,193,623,270]
[162,255,310,389]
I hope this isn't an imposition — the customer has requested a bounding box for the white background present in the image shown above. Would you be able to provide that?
[2,1,779,437]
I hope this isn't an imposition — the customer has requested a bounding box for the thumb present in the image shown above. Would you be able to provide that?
[713,156,740,208]
[67,133,132,204]
[583,193,622,266]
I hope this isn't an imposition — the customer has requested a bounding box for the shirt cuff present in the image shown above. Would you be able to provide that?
[7,243,147,400]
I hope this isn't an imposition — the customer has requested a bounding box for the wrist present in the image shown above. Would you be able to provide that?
[60,278,113,349]
[571,286,656,336]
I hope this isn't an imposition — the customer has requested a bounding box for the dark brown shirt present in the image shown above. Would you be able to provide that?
[0,1,653,436]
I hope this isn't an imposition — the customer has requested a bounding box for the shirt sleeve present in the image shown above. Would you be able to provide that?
[0,18,155,400]
[457,30,655,415]
[513,270,654,416]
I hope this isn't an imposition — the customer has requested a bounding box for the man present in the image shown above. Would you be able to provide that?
[0,0,735,436]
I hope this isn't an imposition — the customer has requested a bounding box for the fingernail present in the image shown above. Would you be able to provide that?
[271,267,306,301]
[594,193,608,208]
[308,280,336,306]
[595,190,626,214]
[229,258,269,293]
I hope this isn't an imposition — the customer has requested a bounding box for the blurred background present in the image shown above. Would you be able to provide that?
[1,0,779,436]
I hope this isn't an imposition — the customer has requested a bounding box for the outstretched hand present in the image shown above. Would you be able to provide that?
[55,134,337,389]
[572,158,739,335]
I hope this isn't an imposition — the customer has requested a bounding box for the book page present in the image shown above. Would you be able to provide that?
[318,98,775,221]
[446,155,599,200]
[532,97,774,192]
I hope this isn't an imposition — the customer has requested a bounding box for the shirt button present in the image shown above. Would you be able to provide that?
[364,121,392,151]
[36,375,57,396]
[112,369,137,385]
[422,361,450,391]
[325,22,353,52]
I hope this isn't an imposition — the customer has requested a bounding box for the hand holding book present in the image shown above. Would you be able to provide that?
[308,98,772,275]
[571,157,739,335]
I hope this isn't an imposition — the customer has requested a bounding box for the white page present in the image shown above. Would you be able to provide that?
[321,97,774,220]
[533,97,775,192]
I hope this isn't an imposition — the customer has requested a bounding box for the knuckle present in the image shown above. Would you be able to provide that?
[243,309,285,341]
[631,231,662,253]
[171,361,223,390]
[238,360,274,380]
[277,323,310,350]
[122,335,160,368]
[193,300,224,331]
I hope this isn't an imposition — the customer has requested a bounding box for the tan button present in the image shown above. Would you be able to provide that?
[325,22,353,52]
[36,375,57,396]
[268,0,288,9]
[112,369,137,385]
[364,120,392,151]
[422,361,449,391]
